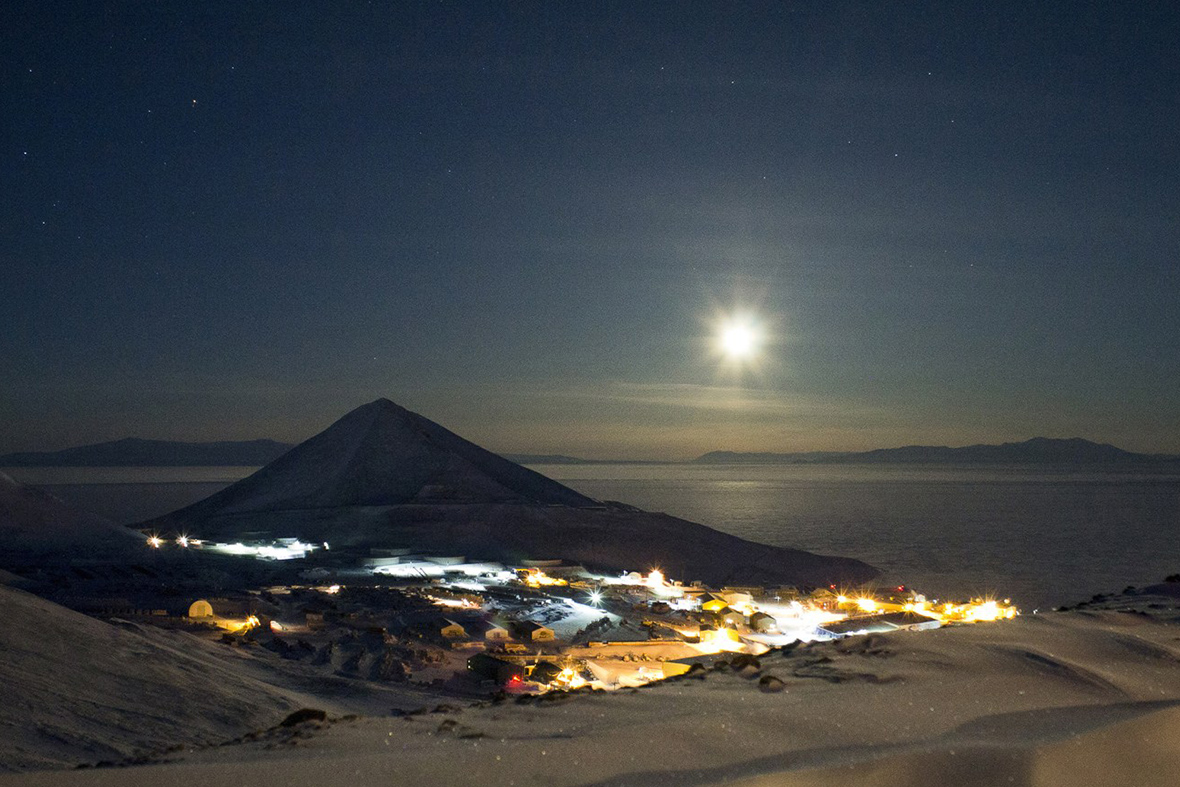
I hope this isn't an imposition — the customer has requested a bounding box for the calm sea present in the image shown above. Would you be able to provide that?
[6,463,1177,609]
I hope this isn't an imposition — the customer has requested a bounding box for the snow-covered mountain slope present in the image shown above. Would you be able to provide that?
[0,585,431,771]
[141,399,878,587]
[0,585,302,770]
[0,472,141,563]
[155,398,594,513]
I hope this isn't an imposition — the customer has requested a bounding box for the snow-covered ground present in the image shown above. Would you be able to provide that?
[537,598,617,640]
[0,585,435,772]
[5,585,1179,784]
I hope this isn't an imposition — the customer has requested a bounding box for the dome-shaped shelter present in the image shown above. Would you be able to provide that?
[188,599,214,618]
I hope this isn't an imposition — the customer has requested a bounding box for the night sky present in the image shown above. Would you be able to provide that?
[4,2,1178,458]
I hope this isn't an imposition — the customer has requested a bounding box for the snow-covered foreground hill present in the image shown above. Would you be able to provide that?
[0,586,434,772]
[4,585,1179,785]
[0,472,140,563]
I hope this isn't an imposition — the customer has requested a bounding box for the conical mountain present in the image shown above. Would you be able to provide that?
[167,398,594,516]
[143,399,877,587]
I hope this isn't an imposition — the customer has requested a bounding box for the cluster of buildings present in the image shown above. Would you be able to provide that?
[126,532,1017,694]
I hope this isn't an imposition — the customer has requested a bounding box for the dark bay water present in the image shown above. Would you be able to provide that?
[538,463,1180,610]
[1,467,257,529]
[7,463,1178,609]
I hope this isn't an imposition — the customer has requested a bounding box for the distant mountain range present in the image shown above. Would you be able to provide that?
[695,437,1180,465]
[501,454,669,465]
[500,454,598,465]
[0,438,294,467]
[7,435,1172,469]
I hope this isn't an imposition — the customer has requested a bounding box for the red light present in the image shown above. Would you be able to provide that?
[508,675,522,685]
[897,586,905,592]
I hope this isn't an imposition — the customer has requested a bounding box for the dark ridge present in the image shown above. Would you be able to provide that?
[0,438,294,467]
[0,472,142,566]
[696,438,1179,465]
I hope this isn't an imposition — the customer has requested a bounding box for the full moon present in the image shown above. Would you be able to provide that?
[721,323,757,358]
[713,312,766,365]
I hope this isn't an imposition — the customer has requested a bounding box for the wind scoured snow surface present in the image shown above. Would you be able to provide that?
[0,586,303,771]
[9,596,1180,786]
[0,586,430,772]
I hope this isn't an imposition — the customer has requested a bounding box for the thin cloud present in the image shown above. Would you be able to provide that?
[541,381,886,421]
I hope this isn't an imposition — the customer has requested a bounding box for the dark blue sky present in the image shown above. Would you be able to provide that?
[4,2,1178,457]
